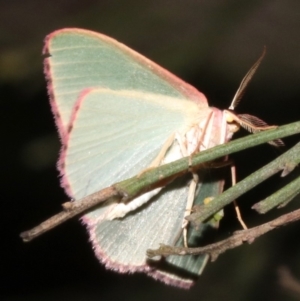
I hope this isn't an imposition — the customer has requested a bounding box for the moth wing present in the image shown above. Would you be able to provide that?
[62,88,206,198]
[44,28,217,288]
[86,174,200,288]
[83,145,224,288]
[44,28,208,142]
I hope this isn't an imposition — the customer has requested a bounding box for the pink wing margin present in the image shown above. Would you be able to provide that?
[83,213,196,289]
[56,88,94,197]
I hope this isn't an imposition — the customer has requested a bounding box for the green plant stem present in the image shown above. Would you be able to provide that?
[253,175,300,214]
[187,142,300,226]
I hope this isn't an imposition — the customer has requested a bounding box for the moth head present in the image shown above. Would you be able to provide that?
[224,109,241,134]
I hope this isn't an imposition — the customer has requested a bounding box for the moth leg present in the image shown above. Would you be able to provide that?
[172,132,193,247]
[231,164,248,230]
[182,172,199,247]
[190,111,213,157]
[179,116,213,247]
[150,133,176,168]
[137,133,175,176]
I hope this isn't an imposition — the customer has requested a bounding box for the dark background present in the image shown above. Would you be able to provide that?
[2,1,300,300]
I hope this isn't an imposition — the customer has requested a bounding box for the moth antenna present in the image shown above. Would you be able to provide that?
[229,47,266,110]
[236,113,273,132]
[230,112,284,147]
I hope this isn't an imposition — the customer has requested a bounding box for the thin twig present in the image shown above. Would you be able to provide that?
[147,207,300,261]
[20,186,119,241]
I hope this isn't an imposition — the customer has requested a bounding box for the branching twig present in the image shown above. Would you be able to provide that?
[187,142,300,226]
[20,121,300,242]
[147,207,300,261]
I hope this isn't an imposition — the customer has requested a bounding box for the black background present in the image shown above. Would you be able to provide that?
[2,1,300,300]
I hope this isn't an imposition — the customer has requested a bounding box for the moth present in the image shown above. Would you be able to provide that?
[42,28,279,288]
